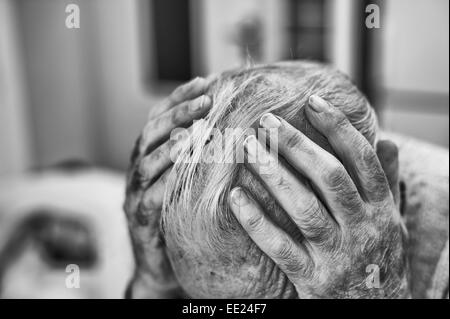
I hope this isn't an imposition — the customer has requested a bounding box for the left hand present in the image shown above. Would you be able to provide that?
[124,77,212,298]
[229,95,409,298]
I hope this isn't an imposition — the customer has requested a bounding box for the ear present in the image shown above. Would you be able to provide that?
[376,140,400,207]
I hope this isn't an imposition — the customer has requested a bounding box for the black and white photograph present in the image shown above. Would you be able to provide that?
[0,0,448,302]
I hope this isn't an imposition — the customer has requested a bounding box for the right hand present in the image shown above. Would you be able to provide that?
[124,77,212,298]
[229,99,408,299]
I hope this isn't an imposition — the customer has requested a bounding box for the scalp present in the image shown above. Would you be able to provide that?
[160,60,377,298]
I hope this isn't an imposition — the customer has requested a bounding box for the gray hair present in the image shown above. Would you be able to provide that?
[161,61,378,298]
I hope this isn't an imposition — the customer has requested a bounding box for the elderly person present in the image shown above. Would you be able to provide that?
[124,61,449,299]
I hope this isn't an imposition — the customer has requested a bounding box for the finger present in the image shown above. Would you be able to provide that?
[306,95,389,203]
[150,77,211,118]
[139,127,192,187]
[243,134,338,245]
[141,168,172,214]
[376,140,400,206]
[129,168,171,252]
[259,113,363,225]
[125,166,171,245]
[229,187,311,280]
[141,94,212,154]
[129,168,173,281]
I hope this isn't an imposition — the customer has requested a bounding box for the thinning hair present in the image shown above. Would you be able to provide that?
[161,61,378,298]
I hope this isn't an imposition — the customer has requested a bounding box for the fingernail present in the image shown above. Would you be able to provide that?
[189,95,211,112]
[260,113,281,129]
[230,187,248,206]
[309,95,330,113]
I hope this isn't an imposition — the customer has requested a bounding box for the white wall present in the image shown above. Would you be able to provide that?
[380,0,449,147]
[84,0,162,169]
[201,0,286,74]
[11,0,163,170]
[5,0,447,175]
[382,0,449,93]
[328,0,358,78]
[15,0,96,167]
[0,0,31,175]
[79,0,289,169]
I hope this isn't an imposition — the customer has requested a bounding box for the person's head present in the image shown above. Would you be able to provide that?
[161,61,378,298]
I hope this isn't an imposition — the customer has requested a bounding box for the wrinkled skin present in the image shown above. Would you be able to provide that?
[124,81,409,298]
[124,77,213,298]
[229,96,409,298]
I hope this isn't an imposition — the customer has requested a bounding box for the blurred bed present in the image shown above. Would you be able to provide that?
[0,165,133,298]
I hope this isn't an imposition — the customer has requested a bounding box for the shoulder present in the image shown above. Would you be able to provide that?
[380,132,449,298]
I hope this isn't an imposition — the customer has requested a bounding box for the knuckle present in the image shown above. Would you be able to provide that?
[361,148,390,199]
[170,105,186,126]
[148,115,163,132]
[273,240,295,261]
[299,259,315,279]
[172,82,191,99]
[339,188,363,215]
[136,203,160,229]
[302,197,320,216]
[139,158,161,185]
[285,131,305,150]
[297,203,328,238]
[152,143,171,163]
[304,225,331,246]
[333,110,350,131]
[186,99,196,113]
[273,174,292,193]
[244,213,265,233]
[292,197,319,224]
[373,200,397,226]
[260,162,282,182]
[142,183,165,211]
[143,196,160,211]
[137,161,150,182]
[273,242,308,277]
[364,173,388,201]
[324,161,348,189]
[322,162,364,213]
[146,150,162,167]
[135,205,150,227]
[361,144,379,168]
[172,78,203,100]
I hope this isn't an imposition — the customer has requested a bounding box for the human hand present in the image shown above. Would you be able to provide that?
[229,95,409,299]
[124,77,212,298]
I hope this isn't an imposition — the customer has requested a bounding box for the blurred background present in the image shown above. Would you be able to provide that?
[1,0,448,174]
[0,0,448,298]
